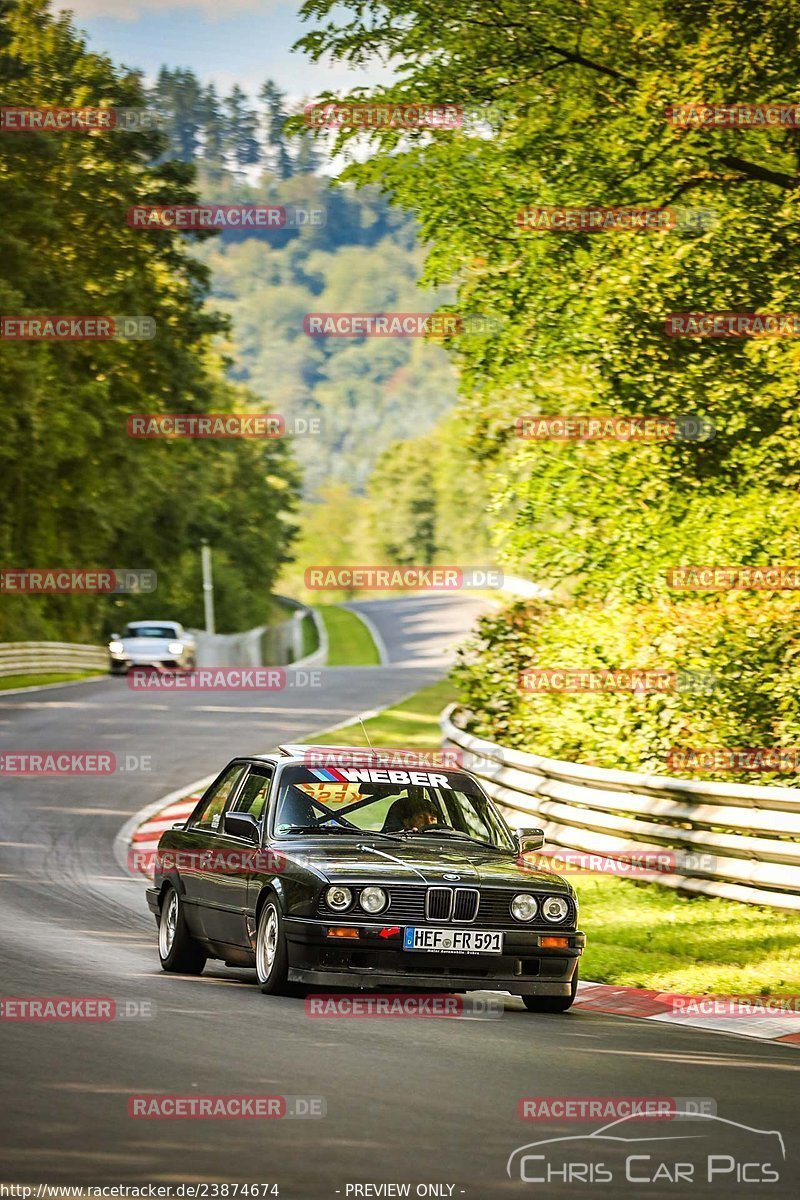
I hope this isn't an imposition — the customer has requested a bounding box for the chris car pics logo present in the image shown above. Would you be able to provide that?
[507,1112,784,1186]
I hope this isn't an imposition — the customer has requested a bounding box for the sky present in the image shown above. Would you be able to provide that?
[58,0,388,100]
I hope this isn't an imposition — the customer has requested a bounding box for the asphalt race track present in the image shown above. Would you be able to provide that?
[0,595,798,1199]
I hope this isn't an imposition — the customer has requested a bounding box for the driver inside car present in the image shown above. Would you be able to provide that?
[382,793,440,833]
[403,801,438,831]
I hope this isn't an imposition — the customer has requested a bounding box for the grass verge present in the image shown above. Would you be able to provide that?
[315,604,380,666]
[0,671,103,691]
[311,677,456,747]
[307,678,800,995]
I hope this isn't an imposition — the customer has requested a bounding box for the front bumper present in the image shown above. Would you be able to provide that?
[284,917,585,995]
[110,655,182,670]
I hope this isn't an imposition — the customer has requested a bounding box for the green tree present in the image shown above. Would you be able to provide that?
[259,80,293,180]
[369,439,437,564]
[295,0,800,778]
[367,415,492,565]
[199,82,227,180]
[152,66,202,163]
[0,1,299,641]
[224,84,261,174]
[279,484,374,600]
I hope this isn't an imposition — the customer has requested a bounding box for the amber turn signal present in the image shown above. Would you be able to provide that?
[540,936,570,948]
[326,926,359,939]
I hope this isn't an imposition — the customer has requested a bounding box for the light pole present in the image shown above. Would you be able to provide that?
[201,539,215,635]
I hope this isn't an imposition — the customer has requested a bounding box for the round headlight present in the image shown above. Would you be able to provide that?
[542,895,569,923]
[511,893,538,922]
[108,640,124,655]
[325,885,352,911]
[359,886,388,914]
[168,640,184,655]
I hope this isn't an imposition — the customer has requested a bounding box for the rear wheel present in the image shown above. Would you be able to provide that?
[158,885,206,974]
[522,967,578,1013]
[256,897,289,995]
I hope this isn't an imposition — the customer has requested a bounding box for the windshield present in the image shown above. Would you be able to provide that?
[124,624,178,639]
[273,765,515,850]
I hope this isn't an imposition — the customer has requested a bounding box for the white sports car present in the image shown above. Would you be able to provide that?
[107,620,197,674]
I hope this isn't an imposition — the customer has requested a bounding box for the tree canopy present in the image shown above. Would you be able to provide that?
[0,0,299,640]
[296,0,800,780]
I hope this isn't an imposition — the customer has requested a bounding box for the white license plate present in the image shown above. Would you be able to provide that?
[403,927,503,955]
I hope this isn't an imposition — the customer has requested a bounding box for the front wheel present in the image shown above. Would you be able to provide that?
[255,897,289,994]
[158,885,206,974]
[522,967,579,1013]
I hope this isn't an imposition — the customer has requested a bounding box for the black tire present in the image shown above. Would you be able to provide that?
[522,967,579,1013]
[255,896,290,995]
[158,885,207,974]
[109,664,127,676]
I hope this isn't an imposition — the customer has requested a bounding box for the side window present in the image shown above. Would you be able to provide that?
[191,765,245,833]
[229,768,274,823]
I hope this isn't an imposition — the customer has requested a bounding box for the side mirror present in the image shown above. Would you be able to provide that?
[514,827,545,855]
[223,811,260,842]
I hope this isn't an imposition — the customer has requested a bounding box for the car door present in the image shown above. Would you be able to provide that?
[178,762,248,937]
[199,764,275,948]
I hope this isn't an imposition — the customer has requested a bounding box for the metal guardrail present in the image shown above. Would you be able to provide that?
[190,596,324,669]
[0,641,107,678]
[191,624,270,669]
[271,595,326,668]
[0,597,323,681]
[441,704,800,911]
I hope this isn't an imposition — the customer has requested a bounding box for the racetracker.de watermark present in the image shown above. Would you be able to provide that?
[0,316,155,340]
[0,1189,279,1199]
[667,995,800,1017]
[667,103,800,127]
[518,668,717,694]
[516,207,716,232]
[665,312,800,337]
[666,565,800,589]
[303,312,502,337]
[304,101,507,129]
[520,849,717,878]
[126,668,321,690]
[304,566,502,590]
[0,996,154,1020]
[128,1095,325,1119]
[0,751,153,775]
[515,415,715,441]
[667,747,800,772]
[126,414,322,439]
[0,107,164,132]
[518,1097,717,1121]
[128,848,287,875]
[127,204,325,229]
[305,994,503,1019]
[0,568,156,593]
[303,747,467,769]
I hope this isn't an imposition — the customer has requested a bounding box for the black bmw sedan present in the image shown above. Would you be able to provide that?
[146,745,585,1012]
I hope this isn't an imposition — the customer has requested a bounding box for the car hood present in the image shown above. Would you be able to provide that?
[279,837,571,891]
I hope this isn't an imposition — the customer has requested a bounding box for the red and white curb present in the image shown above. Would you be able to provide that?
[118,789,800,1048]
[113,774,215,881]
[572,982,800,1047]
[127,796,199,873]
